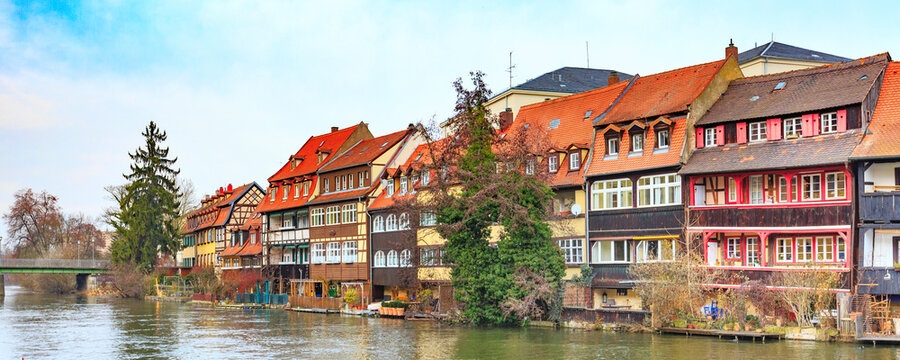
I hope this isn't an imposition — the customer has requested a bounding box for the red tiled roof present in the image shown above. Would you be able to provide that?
[236,241,262,256]
[597,59,727,125]
[256,177,318,213]
[182,183,256,234]
[852,61,900,159]
[238,207,263,231]
[584,116,686,177]
[220,242,244,257]
[268,124,363,182]
[306,186,375,206]
[318,128,411,173]
[505,80,631,187]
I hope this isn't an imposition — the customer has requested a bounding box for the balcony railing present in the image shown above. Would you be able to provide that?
[860,191,900,223]
[266,228,310,244]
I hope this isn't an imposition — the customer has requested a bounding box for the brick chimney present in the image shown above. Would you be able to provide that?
[607,71,620,86]
[331,126,339,133]
[725,39,738,61]
[498,109,514,132]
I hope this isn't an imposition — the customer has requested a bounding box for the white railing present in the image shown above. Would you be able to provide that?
[0,259,111,269]
[267,228,310,243]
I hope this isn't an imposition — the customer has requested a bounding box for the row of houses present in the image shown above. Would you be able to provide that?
[176,41,900,312]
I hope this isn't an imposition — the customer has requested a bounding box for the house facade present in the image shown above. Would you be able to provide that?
[681,54,889,292]
[851,60,900,300]
[583,53,742,308]
[737,41,852,76]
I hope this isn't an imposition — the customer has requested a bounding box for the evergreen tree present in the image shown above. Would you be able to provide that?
[108,121,181,270]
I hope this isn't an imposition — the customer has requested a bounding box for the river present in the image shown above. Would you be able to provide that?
[0,285,897,359]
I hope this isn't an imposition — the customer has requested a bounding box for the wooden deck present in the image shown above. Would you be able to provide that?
[858,337,900,345]
[659,327,784,342]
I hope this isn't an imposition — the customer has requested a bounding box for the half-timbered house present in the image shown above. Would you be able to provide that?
[583,53,742,308]
[681,54,889,292]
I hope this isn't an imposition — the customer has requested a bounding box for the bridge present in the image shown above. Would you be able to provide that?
[0,259,112,295]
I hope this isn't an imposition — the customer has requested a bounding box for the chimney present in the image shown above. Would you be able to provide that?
[607,71,620,86]
[227,184,233,192]
[498,109,514,132]
[331,126,339,133]
[219,187,224,195]
[725,39,738,61]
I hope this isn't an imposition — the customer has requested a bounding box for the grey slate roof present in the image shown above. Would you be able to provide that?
[738,41,852,64]
[679,129,863,175]
[696,54,888,126]
[493,67,633,98]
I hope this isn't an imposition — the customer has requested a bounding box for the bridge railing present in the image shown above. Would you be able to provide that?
[0,259,112,269]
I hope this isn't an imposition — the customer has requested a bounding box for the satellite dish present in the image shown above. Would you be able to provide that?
[570,203,582,216]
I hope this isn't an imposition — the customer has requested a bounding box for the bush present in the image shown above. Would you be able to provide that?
[382,300,407,309]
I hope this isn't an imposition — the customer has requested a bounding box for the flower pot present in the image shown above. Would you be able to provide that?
[397,308,405,316]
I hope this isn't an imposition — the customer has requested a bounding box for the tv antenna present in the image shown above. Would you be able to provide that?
[586,41,590,68]
[505,51,516,110]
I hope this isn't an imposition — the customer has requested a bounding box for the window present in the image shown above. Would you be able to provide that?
[825,172,846,199]
[399,213,410,230]
[359,172,365,188]
[326,242,341,263]
[303,182,310,196]
[591,178,633,210]
[374,250,386,267]
[778,176,796,202]
[311,243,326,264]
[400,249,412,267]
[324,178,330,192]
[657,130,669,148]
[777,238,793,262]
[705,128,717,147]
[631,133,644,152]
[311,208,325,226]
[294,184,300,198]
[821,112,838,134]
[325,206,340,225]
[748,122,766,142]
[335,176,341,190]
[270,188,276,202]
[796,237,813,262]
[558,239,583,264]
[726,237,741,259]
[816,236,834,262]
[607,137,619,155]
[420,212,437,226]
[422,171,430,186]
[569,152,581,170]
[748,175,764,204]
[297,213,309,228]
[524,158,536,175]
[373,216,384,232]
[386,179,395,196]
[784,117,802,138]
[283,186,290,200]
[637,174,681,207]
[746,237,759,265]
[387,250,399,267]
[342,204,356,224]
[727,177,738,203]
[342,241,357,263]
[801,174,821,201]
[386,214,398,231]
[282,214,294,229]
[400,177,408,194]
[837,238,846,262]
[549,154,559,172]
[281,249,293,264]
[592,240,630,263]
[421,248,440,266]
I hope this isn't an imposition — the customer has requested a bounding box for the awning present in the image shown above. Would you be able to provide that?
[590,235,679,241]
[284,245,296,249]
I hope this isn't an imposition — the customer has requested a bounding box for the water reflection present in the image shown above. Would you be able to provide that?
[1,285,900,359]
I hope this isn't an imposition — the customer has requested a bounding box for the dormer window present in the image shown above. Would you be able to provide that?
[386,179,395,196]
[569,151,581,170]
[411,175,419,188]
[422,171,430,185]
[400,176,408,194]
[749,121,767,142]
[821,112,838,134]
[631,133,644,152]
[303,182,310,196]
[784,118,802,138]
[548,154,559,173]
[526,159,536,175]
[657,130,669,148]
[318,152,328,163]
[291,158,301,170]
[324,178,330,192]
[270,188,276,202]
[705,128,717,147]
[294,184,300,198]
[607,137,619,155]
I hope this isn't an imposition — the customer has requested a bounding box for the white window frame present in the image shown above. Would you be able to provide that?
[342,204,356,224]
[607,137,619,155]
[801,174,821,201]
[325,205,340,225]
[324,178,329,193]
[525,159,535,175]
[728,177,738,203]
[705,128,717,147]
[399,213,410,230]
[422,171,430,186]
[386,214,398,231]
[303,182,310,196]
[548,154,559,173]
[359,172,365,188]
[282,214,294,229]
[591,178,633,210]
[820,112,838,134]
[326,242,341,263]
[776,238,793,262]
[796,237,813,262]
[399,249,412,267]
[746,237,760,265]
[420,212,437,226]
[294,184,300,198]
[636,239,675,262]
[373,216,384,232]
[591,240,631,263]
[816,236,834,262]
[657,130,669,148]
[784,117,802,138]
[837,238,846,262]
[726,237,741,259]
[342,241,357,263]
[310,208,325,227]
[400,176,408,194]
[311,243,326,264]
[825,172,846,200]
[386,179,395,197]
[631,133,644,152]
[387,250,399,267]
[558,239,583,264]
[636,174,681,207]
[569,151,581,170]
[283,185,289,200]
[749,121,767,142]
[373,250,385,267]
[748,175,764,204]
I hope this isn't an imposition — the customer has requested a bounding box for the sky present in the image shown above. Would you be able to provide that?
[1,0,899,235]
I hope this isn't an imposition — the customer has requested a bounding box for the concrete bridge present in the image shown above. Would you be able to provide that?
[0,259,112,295]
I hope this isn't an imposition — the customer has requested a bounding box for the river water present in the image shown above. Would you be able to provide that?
[0,285,897,359]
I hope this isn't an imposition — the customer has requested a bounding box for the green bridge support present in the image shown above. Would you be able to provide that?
[0,274,4,297]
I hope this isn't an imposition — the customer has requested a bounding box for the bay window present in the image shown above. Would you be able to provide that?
[591,178,633,210]
[326,242,341,263]
[558,239,583,264]
[342,241,357,263]
[637,174,681,207]
[592,240,630,263]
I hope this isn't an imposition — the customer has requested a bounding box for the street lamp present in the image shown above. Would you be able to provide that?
[77,240,80,261]
[92,238,95,263]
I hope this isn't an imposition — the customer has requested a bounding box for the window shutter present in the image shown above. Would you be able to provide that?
[801,114,813,137]
[736,122,747,144]
[696,128,704,149]
[811,114,820,136]
[837,109,847,132]
[769,118,782,141]
[716,125,725,146]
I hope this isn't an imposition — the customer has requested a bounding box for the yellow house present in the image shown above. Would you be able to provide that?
[735,41,850,76]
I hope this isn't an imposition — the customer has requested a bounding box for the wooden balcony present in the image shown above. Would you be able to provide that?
[266,228,310,245]
[589,264,633,288]
[857,268,900,296]
[691,204,851,228]
[860,191,900,223]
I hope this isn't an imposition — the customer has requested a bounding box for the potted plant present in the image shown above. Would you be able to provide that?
[344,288,359,310]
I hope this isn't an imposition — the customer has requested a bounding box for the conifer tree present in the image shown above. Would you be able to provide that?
[108,121,181,270]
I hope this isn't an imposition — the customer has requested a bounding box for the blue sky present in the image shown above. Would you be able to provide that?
[0,0,898,235]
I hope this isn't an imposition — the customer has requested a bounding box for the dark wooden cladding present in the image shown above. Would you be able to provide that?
[309,263,367,281]
[858,268,900,295]
[372,267,418,288]
[705,268,850,289]
[271,264,306,280]
[692,205,851,228]
[590,264,633,289]
[860,193,900,223]
[588,205,682,238]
